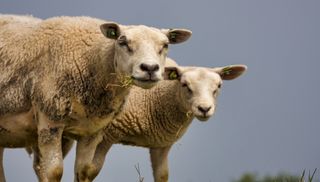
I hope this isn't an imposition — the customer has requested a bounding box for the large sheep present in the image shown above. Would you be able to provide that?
[76,60,247,182]
[0,57,178,182]
[0,15,192,182]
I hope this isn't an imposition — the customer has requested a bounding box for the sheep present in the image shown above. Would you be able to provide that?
[0,59,180,182]
[76,59,247,182]
[0,58,178,182]
[0,15,192,182]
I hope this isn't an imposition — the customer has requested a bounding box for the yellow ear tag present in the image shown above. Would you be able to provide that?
[169,32,177,42]
[169,70,178,80]
[186,111,193,118]
[107,28,117,38]
[170,33,176,39]
[222,67,232,75]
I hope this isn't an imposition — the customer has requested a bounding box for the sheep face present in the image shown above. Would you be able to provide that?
[179,68,222,121]
[165,65,247,121]
[101,23,192,89]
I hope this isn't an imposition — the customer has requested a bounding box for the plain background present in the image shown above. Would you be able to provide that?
[1,0,319,181]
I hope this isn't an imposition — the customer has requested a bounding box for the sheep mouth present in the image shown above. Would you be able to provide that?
[132,76,160,89]
[132,76,160,83]
[195,115,210,122]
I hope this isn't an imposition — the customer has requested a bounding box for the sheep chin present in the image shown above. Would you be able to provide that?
[195,115,211,122]
[132,78,159,89]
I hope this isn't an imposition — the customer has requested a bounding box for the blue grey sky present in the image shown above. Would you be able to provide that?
[1,0,320,181]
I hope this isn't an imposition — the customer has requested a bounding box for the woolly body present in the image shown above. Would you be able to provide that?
[90,63,248,182]
[0,14,192,182]
[105,81,193,147]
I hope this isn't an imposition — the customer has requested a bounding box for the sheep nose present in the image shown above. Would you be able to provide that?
[197,106,211,115]
[140,63,160,73]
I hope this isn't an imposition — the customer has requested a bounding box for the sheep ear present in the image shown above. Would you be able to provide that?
[164,66,181,80]
[213,65,247,80]
[163,29,192,44]
[100,23,121,39]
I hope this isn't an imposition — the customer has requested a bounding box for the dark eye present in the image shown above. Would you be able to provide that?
[218,84,222,88]
[159,43,169,54]
[118,36,132,53]
[182,83,192,93]
[213,90,217,95]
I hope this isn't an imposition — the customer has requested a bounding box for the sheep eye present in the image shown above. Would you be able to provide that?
[213,90,217,95]
[118,36,132,52]
[159,43,169,54]
[182,83,192,93]
[118,35,127,45]
[218,84,222,88]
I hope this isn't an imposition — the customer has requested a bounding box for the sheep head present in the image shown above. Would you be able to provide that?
[100,23,192,89]
[164,64,247,121]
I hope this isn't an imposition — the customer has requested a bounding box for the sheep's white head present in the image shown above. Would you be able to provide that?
[164,65,247,121]
[100,23,192,89]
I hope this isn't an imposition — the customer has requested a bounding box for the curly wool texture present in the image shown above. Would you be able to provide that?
[0,15,129,121]
[103,80,193,148]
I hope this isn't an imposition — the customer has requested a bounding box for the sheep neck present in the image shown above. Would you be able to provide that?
[148,81,194,139]
[75,41,131,119]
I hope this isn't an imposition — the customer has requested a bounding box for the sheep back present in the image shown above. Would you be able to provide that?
[0,16,126,121]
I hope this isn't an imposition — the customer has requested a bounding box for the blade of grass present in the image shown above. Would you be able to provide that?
[134,163,144,182]
[300,169,306,182]
[308,168,317,182]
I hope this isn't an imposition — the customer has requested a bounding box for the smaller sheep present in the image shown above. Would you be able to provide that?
[77,59,247,182]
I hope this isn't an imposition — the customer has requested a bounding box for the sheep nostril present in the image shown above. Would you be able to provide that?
[151,64,159,72]
[140,63,159,72]
[197,106,211,114]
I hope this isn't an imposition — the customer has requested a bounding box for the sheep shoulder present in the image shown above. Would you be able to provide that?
[0,16,123,123]
[0,15,43,116]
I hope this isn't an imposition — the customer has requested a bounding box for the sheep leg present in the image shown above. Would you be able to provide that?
[30,137,72,182]
[90,137,113,177]
[74,133,113,182]
[61,137,74,158]
[31,145,41,180]
[74,132,104,182]
[74,137,113,182]
[0,147,6,182]
[149,146,172,182]
[36,111,64,182]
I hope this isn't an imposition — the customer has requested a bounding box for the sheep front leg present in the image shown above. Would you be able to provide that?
[32,146,41,181]
[74,132,104,182]
[37,111,64,182]
[0,147,5,182]
[90,136,114,178]
[33,137,73,182]
[150,146,172,182]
